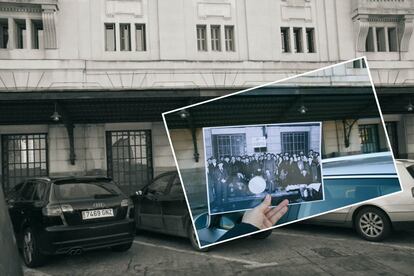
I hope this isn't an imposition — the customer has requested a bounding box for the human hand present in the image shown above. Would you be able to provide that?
[242,195,289,230]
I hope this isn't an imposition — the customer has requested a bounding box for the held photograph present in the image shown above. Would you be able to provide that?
[204,122,324,215]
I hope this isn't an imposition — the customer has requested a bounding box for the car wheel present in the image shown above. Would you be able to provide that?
[251,230,272,239]
[21,227,45,268]
[354,207,391,242]
[187,223,209,252]
[111,242,133,252]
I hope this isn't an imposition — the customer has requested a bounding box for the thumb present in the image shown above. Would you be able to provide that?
[257,194,271,211]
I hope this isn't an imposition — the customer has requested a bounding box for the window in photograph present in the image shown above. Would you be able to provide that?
[135,23,146,51]
[1,134,48,193]
[359,124,379,153]
[196,25,207,51]
[281,132,309,155]
[120,23,131,51]
[15,19,26,49]
[212,134,246,159]
[224,25,235,51]
[293,27,303,53]
[365,27,375,52]
[31,20,43,49]
[306,28,315,53]
[376,27,386,52]
[211,25,221,51]
[0,19,8,49]
[387,27,398,52]
[104,23,116,51]
[281,27,290,53]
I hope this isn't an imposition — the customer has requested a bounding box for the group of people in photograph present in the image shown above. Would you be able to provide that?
[206,150,322,205]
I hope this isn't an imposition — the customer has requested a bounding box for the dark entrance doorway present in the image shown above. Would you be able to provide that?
[106,130,153,195]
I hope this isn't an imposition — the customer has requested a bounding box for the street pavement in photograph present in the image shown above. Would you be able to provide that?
[23,224,414,276]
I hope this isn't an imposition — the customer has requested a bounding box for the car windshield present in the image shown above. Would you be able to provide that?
[53,182,122,200]
[406,164,414,179]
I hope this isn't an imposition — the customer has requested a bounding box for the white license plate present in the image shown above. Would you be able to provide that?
[82,209,114,220]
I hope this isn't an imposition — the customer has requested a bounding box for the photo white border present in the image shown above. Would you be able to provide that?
[161,56,404,249]
[202,121,325,216]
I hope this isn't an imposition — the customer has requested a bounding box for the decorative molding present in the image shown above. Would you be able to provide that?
[0,6,42,13]
[106,0,143,18]
[401,15,414,52]
[355,18,370,52]
[41,4,57,49]
[197,2,231,19]
[281,6,312,21]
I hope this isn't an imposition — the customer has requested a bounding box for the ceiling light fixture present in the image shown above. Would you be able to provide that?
[50,102,61,122]
[406,100,414,112]
[178,109,190,119]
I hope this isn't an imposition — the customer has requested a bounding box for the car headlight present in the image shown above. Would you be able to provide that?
[121,199,132,207]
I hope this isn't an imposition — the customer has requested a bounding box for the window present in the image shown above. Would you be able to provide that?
[293,28,303,53]
[281,132,309,155]
[31,20,43,49]
[365,27,375,52]
[54,182,121,200]
[105,23,116,51]
[196,25,207,51]
[32,181,47,201]
[353,59,366,68]
[120,23,131,51]
[306,28,315,53]
[388,27,398,52]
[281,27,290,53]
[0,19,8,49]
[135,24,146,51]
[168,175,183,197]
[376,27,386,52]
[358,124,379,153]
[106,130,153,195]
[15,19,26,49]
[148,173,173,195]
[20,181,36,201]
[385,122,399,157]
[211,25,221,51]
[224,25,235,51]
[213,134,246,159]
[1,134,48,193]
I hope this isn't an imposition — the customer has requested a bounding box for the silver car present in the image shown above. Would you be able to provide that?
[308,159,414,241]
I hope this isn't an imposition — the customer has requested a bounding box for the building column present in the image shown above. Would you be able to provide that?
[25,18,32,49]
[7,17,15,49]
[41,4,58,49]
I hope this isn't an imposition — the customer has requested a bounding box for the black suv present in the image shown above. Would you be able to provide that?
[6,176,135,267]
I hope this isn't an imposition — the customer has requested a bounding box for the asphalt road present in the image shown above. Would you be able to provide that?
[23,225,414,276]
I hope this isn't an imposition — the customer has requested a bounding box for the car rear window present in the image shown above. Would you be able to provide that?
[53,182,122,200]
[406,165,414,179]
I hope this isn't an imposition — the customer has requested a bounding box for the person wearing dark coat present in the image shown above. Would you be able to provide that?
[214,162,229,205]
[250,154,262,177]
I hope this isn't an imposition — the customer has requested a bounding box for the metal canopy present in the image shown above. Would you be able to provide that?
[0,87,411,126]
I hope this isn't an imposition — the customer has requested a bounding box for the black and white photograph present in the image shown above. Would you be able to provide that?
[204,122,324,215]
